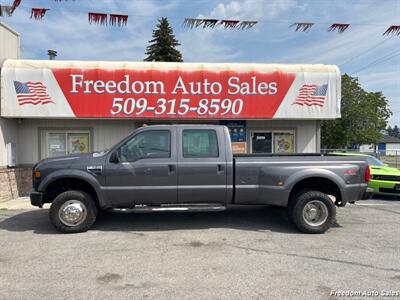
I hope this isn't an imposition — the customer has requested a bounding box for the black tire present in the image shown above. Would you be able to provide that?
[288,190,336,234]
[287,188,312,224]
[49,190,98,233]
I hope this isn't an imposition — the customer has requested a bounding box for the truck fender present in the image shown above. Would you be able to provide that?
[38,169,105,207]
[284,168,346,201]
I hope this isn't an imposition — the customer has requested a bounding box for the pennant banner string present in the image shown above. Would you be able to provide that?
[183,18,257,30]
[0,4,395,28]
[1,3,398,36]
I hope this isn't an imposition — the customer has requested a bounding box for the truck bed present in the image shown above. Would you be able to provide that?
[233,154,369,207]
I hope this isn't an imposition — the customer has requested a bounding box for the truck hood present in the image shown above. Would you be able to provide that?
[35,151,107,170]
[38,153,92,165]
[370,166,400,176]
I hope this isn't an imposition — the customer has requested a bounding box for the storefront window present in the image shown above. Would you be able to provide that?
[251,131,295,154]
[42,131,90,158]
[274,132,295,153]
[67,133,90,154]
[47,133,66,158]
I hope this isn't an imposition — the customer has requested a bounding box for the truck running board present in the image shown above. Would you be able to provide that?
[114,205,227,213]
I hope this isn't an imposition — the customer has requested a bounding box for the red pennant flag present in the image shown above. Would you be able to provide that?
[237,21,257,30]
[220,20,240,29]
[10,0,22,14]
[328,23,350,33]
[290,22,314,32]
[110,14,128,26]
[88,12,108,25]
[30,8,49,20]
[183,18,203,29]
[383,25,400,36]
[201,19,219,28]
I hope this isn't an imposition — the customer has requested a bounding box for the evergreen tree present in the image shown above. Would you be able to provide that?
[144,18,183,62]
[386,125,400,138]
[387,125,393,136]
[393,125,400,138]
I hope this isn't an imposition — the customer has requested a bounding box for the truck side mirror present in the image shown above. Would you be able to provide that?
[110,151,120,164]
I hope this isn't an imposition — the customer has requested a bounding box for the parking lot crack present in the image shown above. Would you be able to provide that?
[356,205,400,215]
[228,244,400,273]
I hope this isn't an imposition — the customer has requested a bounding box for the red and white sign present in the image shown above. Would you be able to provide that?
[1,60,341,119]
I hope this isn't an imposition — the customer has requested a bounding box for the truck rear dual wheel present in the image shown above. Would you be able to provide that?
[49,190,98,233]
[288,190,336,234]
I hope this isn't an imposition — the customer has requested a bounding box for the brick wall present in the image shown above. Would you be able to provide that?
[0,167,32,202]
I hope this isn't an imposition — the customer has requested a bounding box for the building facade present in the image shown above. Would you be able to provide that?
[0,23,341,201]
[0,22,28,201]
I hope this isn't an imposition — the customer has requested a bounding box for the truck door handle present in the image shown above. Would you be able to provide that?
[168,164,176,175]
[217,164,224,174]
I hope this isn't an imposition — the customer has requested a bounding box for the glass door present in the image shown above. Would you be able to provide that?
[251,132,272,153]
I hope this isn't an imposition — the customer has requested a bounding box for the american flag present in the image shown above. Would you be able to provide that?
[13,81,54,106]
[293,84,328,107]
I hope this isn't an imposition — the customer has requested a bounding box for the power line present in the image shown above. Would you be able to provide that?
[353,51,400,74]
[339,37,393,67]
[350,47,400,74]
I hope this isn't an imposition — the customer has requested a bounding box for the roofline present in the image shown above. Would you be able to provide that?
[2,59,340,73]
[0,21,20,37]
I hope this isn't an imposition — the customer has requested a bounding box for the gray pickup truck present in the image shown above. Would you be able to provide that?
[30,124,372,234]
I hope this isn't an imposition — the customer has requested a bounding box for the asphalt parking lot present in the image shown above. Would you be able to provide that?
[0,198,399,300]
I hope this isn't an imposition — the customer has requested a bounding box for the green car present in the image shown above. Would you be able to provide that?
[331,152,400,196]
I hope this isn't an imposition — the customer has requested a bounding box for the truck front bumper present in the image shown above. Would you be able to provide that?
[30,192,44,208]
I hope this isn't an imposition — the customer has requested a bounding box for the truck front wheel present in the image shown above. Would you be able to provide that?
[288,190,336,234]
[49,190,98,233]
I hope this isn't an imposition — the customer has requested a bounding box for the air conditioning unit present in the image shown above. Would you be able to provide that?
[6,142,16,167]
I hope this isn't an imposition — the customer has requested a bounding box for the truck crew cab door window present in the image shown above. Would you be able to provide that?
[119,130,171,162]
[182,130,219,158]
[178,129,227,204]
[105,130,177,206]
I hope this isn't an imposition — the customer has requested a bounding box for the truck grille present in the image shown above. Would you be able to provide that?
[374,175,400,181]
[379,188,400,194]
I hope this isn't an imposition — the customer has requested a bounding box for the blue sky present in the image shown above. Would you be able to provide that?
[1,0,399,124]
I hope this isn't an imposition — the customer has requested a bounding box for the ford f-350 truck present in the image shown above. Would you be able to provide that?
[30,125,372,234]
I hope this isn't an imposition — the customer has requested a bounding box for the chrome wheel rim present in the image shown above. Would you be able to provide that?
[58,200,87,227]
[302,200,328,227]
